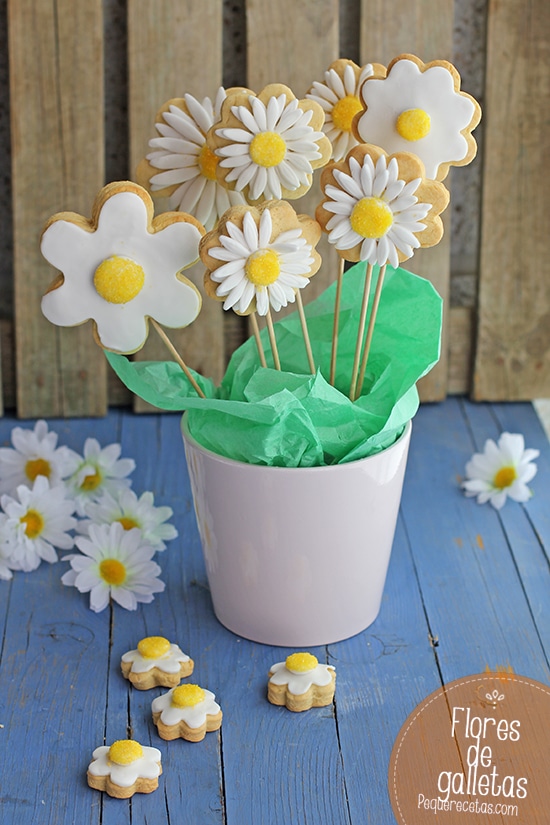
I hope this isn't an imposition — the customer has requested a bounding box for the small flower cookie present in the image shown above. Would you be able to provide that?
[268,652,336,712]
[121,635,194,690]
[41,181,204,354]
[152,684,222,742]
[353,53,481,181]
[87,739,162,798]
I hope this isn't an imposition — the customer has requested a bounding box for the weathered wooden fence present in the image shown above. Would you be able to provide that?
[3,0,549,418]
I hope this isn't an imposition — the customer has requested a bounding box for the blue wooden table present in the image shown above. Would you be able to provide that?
[0,398,549,824]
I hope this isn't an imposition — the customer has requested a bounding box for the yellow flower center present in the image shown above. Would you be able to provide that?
[25,458,52,482]
[245,249,281,286]
[396,108,431,142]
[493,466,517,490]
[80,469,102,491]
[172,684,205,708]
[108,740,143,765]
[286,652,318,673]
[331,94,363,133]
[117,516,140,531]
[137,636,171,659]
[249,131,287,168]
[20,509,45,539]
[93,256,145,304]
[350,197,394,239]
[198,143,219,181]
[99,558,127,586]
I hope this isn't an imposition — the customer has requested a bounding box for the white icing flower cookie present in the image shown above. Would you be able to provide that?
[268,652,336,712]
[87,739,162,798]
[40,181,204,354]
[121,635,194,689]
[152,684,222,742]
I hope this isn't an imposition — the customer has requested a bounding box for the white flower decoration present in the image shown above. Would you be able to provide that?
[306,59,381,161]
[354,54,481,181]
[77,488,177,551]
[66,437,135,516]
[122,641,191,675]
[200,200,322,316]
[269,657,335,695]
[462,432,539,510]
[0,514,15,580]
[152,686,221,729]
[62,522,165,612]
[1,476,76,572]
[0,419,79,497]
[41,182,203,354]
[88,741,161,790]
[209,84,331,202]
[137,87,246,230]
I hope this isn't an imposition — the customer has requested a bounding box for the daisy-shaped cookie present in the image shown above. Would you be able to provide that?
[200,200,322,316]
[207,84,331,202]
[121,635,194,689]
[306,58,386,161]
[152,684,222,742]
[316,144,449,267]
[136,87,247,230]
[462,432,539,510]
[353,53,481,181]
[87,739,162,798]
[268,652,336,712]
[41,181,204,354]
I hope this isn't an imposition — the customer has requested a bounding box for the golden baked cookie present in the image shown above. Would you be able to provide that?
[120,635,194,690]
[87,739,162,798]
[152,684,222,742]
[268,652,336,712]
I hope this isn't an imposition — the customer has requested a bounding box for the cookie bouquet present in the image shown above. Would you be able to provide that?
[40,55,481,468]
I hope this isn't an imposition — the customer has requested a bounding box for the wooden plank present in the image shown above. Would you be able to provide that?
[448,306,474,394]
[127,0,225,412]
[474,0,550,400]
[8,0,107,418]
[360,0,454,401]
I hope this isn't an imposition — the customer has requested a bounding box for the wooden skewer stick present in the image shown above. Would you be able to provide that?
[354,264,387,401]
[348,263,374,401]
[264,309,281,370]
[150,319,206,399]
[295,291,316,374]
[250,312,267,368]
[329,256,346,385]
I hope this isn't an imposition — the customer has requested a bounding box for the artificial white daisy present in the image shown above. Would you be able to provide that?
[136,87,247,230]
[353,53,481,181]
[208,84,331,202]
[316,144,449,266]
[0,419,79,497]
[1,476,76,572]
[306,58,385,161]
[66,437,136,516]
[200,200,322,316]
[462,432,539,510]
[77,488,177,551]
[0,514,15,580]
[62,522,165,612]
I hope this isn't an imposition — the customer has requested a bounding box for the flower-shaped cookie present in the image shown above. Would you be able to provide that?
[87,739,162,798]
[316,144,449,267]
[152,684,222,742]
[136,87,247,230]
[207,84,332,202]
[200,200,322,316]
[121,635,194,689]
[268,652,336,712]
[41,181,204,354]
[306,58,386,161]
[353,53,481,181]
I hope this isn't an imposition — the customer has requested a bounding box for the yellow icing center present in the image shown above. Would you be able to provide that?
[396,108,431,142]
[331,94,363,133]
[99,558,127,586]
[245,249,280,286]
[94,256,145,304]
[20,509,44,539]
[109,739,143,765]
[249,131,286,168]
[286,652,318,673]
[493,466,517,490]
[172,684,205,707]
[350,197,394,239]
[137,636,171,659]
[117,516,140,531]
[80,469,101,491]
[198,144,219,181]
[25,458,52,482]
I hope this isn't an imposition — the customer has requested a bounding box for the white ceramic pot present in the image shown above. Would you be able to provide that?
[181,417,411,647]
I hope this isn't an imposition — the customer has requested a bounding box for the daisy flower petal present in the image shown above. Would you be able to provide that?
[462,432,539,509]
